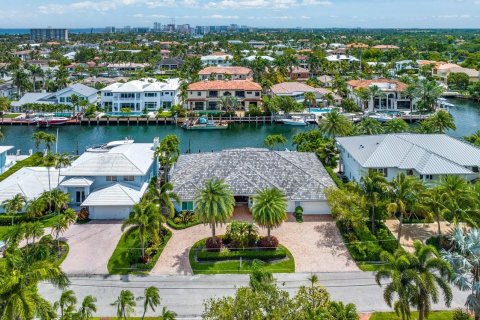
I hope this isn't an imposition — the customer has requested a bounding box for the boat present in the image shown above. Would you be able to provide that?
[86,138,134,153]
[368,113,393,123]
[280,116,308,126]
[182,117,228,130]
[34,116,70,126]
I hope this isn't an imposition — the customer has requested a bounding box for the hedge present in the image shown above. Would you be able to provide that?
[325,166,344,189]
[0,153,45,182]
[166,218,202,230]
[196,246,288,262]
[0,212,57,226]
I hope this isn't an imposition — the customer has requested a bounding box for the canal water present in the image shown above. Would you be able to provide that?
[1,98,479,155]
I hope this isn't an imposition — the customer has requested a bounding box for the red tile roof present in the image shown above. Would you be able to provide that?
[188,80,262,91]
[198,66,253,75]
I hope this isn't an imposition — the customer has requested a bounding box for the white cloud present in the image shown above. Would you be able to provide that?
[204,0,328,9]
[434,14,471,18]
[38,0,176,15]
[204,14,239,19]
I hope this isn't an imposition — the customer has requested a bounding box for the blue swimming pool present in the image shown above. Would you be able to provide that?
[308,108,332,113]
[106,112,144,117]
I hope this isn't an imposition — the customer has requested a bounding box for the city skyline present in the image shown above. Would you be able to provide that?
[0,0,479,29]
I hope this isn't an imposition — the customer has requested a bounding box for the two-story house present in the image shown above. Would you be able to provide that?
[337,134,480,184]
[59,142,158,219]
[186,80,262,112]
[347,79,412,112]
[198,66,254,81]
[100,78,180,112]
[200,53,234,66]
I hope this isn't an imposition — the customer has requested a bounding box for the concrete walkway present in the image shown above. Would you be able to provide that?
[152,206,358,275]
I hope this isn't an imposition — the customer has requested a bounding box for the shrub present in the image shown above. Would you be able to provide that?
[453,309,472,320]
[258,236,279,249]
[225,221,259,249]
[294,206,303,223]
[205,236,223,252]
[325,167,344,188]
[376,228,398,253]
[77,207,89,221]
[173,217,182,224]
[178,210,195,225]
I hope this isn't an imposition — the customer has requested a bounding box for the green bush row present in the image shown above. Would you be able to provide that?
[0,212,57,226]
[166,218,201,230]
[325,166,344,189]
[196,245,288,262]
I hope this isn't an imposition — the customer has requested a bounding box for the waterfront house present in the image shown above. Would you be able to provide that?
[11,83,98,112]
[270,82,341,106]
[169,148,335,214]
[337,134,480,183]
[347,78,412,112]
[59,142,157,219]
[326,54,359,63]
[100,78,180,112]
[0,167,62,213]
[186,80,262,112]
[198,66,254,81]
[433,63,479,83]
[156,57,184,71]
[0,146,14,174]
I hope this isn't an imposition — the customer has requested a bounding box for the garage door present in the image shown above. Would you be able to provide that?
[89,206,131,220]
[299,201,331,215]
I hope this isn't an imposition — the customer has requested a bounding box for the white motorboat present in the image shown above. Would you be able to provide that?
[86,138,134,153]
[281,116,308,126]
[368,113,393,123]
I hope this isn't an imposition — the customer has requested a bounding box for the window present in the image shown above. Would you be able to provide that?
[197,92,201,96]
[60,97,65,102]
[473,166,479,173]
[255,92,260,97]
[145,92,157,97]
[181,201,194,211]
[106,176,117,182]
[144,102,157,109]
[246,91,252,94]
[120,93,135,99]
[406,169,414,176]
[374,168,388,177]
[104,92,113,97]
[123,176,134,181]
[208,91,218,98]
[235,91,245,98]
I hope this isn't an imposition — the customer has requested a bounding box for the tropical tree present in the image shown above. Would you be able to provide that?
[145,181,180,222]
[421,187,447,235]
[158,306,177,320]
[3,224,26,247]
[442,227,480,320]
[251,188,288,242]
[218,96,240,113]
[329,301,359,320]
[264,134,287,150]
[154,135,180,182]
[420,110,456,134]
[51,208,76,253]
[24,221,44,245]
[319,109,353,138]
[384,118,410,133]
[0,248,69,320]
[355,117,384,135]
[303,91,317,110]
[42,133,57,152]
[194,179,235,242]
[140,286,161,320]
[54,289,77,320]
[76,295,97,320]
[55,153,72,185]
[436,175,476,225]
[0,96,11,125]
[122,202,160,261]
[1,193,26,225]
[359,170,387,233]
[415,79,443,113]
[387,173,425,242]
[112,290,136,320]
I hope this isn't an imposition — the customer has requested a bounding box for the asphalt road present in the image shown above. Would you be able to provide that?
[38,272,469,319]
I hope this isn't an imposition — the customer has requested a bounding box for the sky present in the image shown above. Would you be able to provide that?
[0,0,479,29]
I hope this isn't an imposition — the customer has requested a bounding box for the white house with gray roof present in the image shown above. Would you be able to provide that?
[59,142,157,219]
[169,148,336,215]
[336,134,480,183]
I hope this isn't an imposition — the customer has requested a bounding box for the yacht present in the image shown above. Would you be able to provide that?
[182,117,228,130]
[281,116,308,126]
[368,113,393,123]
[86,138,134,153]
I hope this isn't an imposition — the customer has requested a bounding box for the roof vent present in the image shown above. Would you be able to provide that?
[360,145,364,149]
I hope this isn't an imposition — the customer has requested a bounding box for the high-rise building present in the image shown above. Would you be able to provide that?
[153,22,162,32]
[105,26,116,33]
[30,28,68,42]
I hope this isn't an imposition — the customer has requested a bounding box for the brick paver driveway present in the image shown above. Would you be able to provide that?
[59,221,123,274]
[152,206,358,275]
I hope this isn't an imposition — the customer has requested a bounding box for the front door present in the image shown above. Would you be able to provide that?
[234,196,249,204]
[75,191,85,204]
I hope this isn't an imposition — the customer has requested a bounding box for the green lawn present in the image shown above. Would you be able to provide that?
[0,153,45,182]
[189,239,295,274]
[370,311,460,320]
[2,113,21,119]
[108,228,172,275]
[0,225,11,241]
[156,111,173,117]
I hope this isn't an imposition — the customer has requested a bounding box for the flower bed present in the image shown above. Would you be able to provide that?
[196,243,288,262]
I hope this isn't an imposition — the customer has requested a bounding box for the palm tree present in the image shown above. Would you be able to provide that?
[51,209,76,253]
[159,306,177,320]
[43,152,56,193]
[360,170,387,233]
[264,134,287,150]
[140,286,161,320]
[154,135,180,183]
[145,182,180,221]
[328,301,359,320]
[55,66,69,89]
[3,224,26,247]
[368,85,384,111]
[252,187,288,242]
[421,187,447,235]
[28,64,44,92]
[442,227,480,320]
[0,248,69,320]
[356,117,384,135]
[122,202,160,261]
[2,193,26,225]
[112,290,136,320]
[387,173,425,242]
[423,110,456,134]
[32,131,45,151]
[384,118,410,133]
[436,175,476,225]
[42,133,56,152]
[54,289,77,320]
[354,87,370,110]
[12,69,30,96]
[77,295,97,320]
[303,91,317,111]
[55,153,71,185]
[194,179,235,242]
[415,79,443,113]
[24,221,44,245]
[319,109,353,138]
[0,96,11,125]
[409,241,452,320]
[218,96,240,113]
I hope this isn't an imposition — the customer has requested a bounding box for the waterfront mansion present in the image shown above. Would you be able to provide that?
[186,80,262,111]
[100,78,180,112]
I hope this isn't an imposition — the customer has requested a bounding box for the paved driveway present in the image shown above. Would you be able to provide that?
[59,221,123,274]
[152,207,358,275]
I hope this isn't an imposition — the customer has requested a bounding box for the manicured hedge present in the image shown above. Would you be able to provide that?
[0,212,57,226]
[166,218,202,230]
[325,166,344,188]
[197,246,288,262]
[0,153,45,182]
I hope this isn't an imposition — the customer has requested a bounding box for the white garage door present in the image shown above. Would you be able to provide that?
[89,206,131,220]
[299,201,331,215]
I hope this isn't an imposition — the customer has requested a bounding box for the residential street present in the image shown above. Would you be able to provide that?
[39,272,469,319]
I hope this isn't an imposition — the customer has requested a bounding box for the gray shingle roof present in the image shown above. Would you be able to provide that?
[336,134,480,175]
[170,148,335,201]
